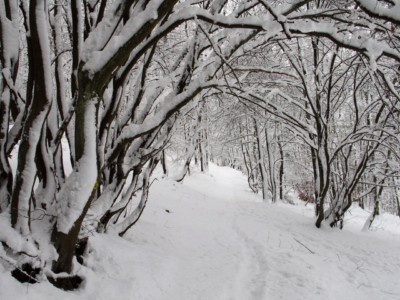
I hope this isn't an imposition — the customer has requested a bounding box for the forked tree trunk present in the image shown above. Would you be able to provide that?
[50,90,99,275]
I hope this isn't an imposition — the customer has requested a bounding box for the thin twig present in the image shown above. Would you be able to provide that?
[293,237,315,254]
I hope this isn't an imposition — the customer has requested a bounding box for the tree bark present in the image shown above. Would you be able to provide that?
[10,0,52,234]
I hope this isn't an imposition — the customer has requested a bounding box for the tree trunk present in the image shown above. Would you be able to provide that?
[161,149,168,175]
[11,0,52,234]
[265,126,276,202]
[51,90,99,274]
[254,119,268,201]
[278,137,284,201]
[0,0,19,212]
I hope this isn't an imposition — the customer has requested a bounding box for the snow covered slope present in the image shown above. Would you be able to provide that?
[1,163,400,299]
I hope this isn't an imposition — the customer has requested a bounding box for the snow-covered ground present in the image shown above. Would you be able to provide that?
[1,163,400,300]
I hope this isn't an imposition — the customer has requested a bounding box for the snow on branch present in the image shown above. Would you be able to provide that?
[355,0,400,25]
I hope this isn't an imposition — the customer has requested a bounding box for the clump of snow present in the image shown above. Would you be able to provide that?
[0,216,38,257]
[1,163,400,299]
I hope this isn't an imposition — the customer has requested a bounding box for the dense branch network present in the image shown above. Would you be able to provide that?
[0,0,399,289]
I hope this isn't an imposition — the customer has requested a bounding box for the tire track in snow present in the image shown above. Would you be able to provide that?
[226,218,269,300]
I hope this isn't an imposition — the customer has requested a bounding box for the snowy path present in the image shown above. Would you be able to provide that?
[120,164,400,300]
[2,163,400,300]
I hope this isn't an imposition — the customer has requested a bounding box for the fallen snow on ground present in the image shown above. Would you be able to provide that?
[1,163,400,300]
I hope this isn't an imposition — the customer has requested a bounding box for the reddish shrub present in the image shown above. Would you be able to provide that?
[295,181,315,204]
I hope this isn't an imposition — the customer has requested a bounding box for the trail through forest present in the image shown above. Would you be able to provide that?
[1,164,400,300]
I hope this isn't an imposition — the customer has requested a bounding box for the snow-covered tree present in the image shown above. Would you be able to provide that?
[1,0,400,289]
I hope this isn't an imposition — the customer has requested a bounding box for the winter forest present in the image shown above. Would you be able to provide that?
[1,0,400,298]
